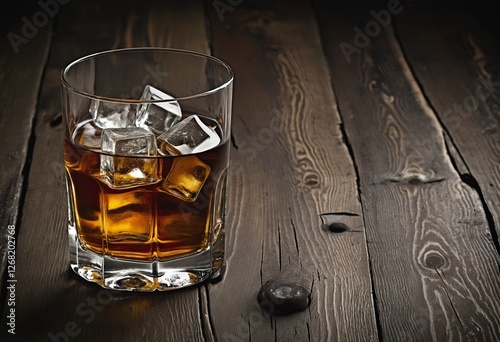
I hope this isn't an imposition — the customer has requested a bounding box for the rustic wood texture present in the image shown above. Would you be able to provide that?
[315,2,500,341]
[0,0,499,341]
[208,0,376,340]
[1,1,211,341]
[0,2,52,296]
[395,2,500,247]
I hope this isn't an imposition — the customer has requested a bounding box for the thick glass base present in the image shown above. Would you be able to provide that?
[68,225,225,291]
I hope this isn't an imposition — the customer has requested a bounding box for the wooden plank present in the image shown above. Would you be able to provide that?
[315,2,500,341]
[0,2,52,296]
[395,1,500,248]
[0,1,212,341]
[147,1,210,53]
[208,0,377,340]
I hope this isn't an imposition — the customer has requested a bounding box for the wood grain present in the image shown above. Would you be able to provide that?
[395,1,500,248]
[0,2,52,298]
[1,1,499,341]
[315,2,500,341]
[208,0,376,340]
[147,0,210,54]
[0,1,211,341]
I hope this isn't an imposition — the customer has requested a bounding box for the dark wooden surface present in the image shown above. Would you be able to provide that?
[0,0,499,341]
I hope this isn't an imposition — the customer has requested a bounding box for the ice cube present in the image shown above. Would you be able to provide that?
[90,99,134,129]
[136,85,182,135]
[100,127,159,188]
[157,115,221,155]
[162,155,210,202]
[72,119,102,149]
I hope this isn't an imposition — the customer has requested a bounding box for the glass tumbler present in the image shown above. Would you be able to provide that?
[61,48,233,291]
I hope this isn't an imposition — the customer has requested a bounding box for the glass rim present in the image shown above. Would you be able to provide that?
[60,47,234,103]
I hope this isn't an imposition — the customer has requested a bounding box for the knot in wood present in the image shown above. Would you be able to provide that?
[320,213,354,234]
[325,222,349,233]
[424,254,445,269]
[303,173,320,188]
[383,172,445,185]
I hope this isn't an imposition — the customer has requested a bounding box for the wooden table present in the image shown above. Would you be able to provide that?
[1,0,499,341]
